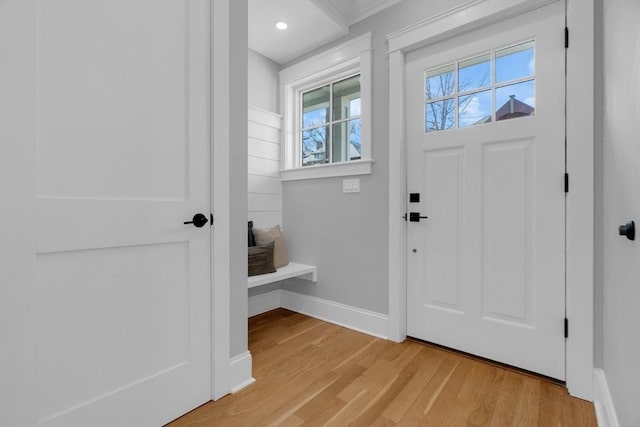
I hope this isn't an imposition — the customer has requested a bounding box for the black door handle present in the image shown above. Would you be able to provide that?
[409,212,428,222]
[184,213,208,228]
[619,221,635,241]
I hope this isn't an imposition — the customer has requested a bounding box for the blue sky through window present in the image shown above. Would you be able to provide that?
[425,40,535,131]
[496,41,534,83]
[303,108,327,129]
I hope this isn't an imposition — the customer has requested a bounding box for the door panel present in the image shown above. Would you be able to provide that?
[36,0,190,200]
[406,2,565,379]
[422,148,465,311]
[36,243,190,422]
[482,139,533,324]
[31,1,212,426]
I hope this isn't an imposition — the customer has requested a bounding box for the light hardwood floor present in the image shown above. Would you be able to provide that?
[167,308,596,426]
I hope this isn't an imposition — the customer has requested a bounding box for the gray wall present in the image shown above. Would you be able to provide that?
[248,48,280,112]
[230,0,249,357]
[281,1,466,314]
[600,0,640,424]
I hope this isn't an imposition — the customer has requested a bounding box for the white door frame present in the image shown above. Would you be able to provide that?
[211,0,231,400]
[386,0,594,400]
[211,0,250,400]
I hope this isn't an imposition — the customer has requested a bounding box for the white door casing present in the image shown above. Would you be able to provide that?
[2,1,213,426]
[405,3,565,379]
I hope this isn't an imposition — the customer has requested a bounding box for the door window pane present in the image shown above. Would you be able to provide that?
[458,54,491,93]
[302,126,328,166]
[425,64,454,100]
[302,85,330,128]
[425,99,455,132]
[332,119,361,163]
[422,39,535,132]
[495,80,535,121]
[332,75,361,121]
[496,41,535,83]
[459,90,492,127]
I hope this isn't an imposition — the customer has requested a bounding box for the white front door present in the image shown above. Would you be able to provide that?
[406,2,566,380]
[4,1,211,426]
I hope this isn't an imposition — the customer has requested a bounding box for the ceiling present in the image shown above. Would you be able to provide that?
[248,0,401,64]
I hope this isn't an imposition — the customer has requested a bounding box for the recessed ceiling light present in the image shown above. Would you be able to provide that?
[275,21,288,30]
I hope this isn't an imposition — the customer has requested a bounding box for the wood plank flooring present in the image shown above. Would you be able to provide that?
[167,309,596,426]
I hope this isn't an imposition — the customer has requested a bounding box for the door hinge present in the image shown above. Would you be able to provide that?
[564,173,569,193]
[210,213,214,226]
[564,318,569,338]
[564,27,569,48]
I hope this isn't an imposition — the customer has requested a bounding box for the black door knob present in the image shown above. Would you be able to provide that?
[618,221,635,241]
[184,213,208,228]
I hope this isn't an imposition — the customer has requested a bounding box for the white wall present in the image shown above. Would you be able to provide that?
[248,106,283,229]
[247,49,283,299]
[600,0,640,425]
[247,49,282,230]
[248,48,280,113]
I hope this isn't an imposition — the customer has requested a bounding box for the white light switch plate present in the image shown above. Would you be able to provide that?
[343,178,360,193]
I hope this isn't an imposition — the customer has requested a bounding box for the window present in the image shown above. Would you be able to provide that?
[425,40,535,132]
[280,33,372,181]
[301,75,361,167]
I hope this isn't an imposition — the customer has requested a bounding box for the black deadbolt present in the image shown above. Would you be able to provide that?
[618,221,635,241]
[184,213,208,228]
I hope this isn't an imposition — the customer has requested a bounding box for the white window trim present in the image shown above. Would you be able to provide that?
[280,32,372,181]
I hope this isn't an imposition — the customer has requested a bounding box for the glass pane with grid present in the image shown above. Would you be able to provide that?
[300,74,361,167]
[423,40,535,132]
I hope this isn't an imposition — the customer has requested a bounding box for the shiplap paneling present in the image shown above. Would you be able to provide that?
[248,122,279,144]
[249,212,284,229]
[248,193,282,212]
[248,105,282,228]
[248,156,280,177]
[248,175,281,195]
[248,138,280,160]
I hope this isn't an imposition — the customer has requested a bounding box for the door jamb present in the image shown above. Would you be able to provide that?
[386,0,594,400]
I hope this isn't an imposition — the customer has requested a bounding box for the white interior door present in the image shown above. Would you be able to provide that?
[406,2,566,380]
[8,1,212,426]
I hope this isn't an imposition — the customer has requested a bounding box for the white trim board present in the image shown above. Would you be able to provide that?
[279,32,372,83]
[248,104,282,130]
[593,368,620,427]
[247,289,389,339]
[279,33,373,178]
[386,0,594,400]
[248,289,282,317]
[248,262,317,288]
[229,351,255,394]
[211,0,232,401]
[387,0,557,54]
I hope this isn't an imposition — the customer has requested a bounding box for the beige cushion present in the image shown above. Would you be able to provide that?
[252,225,289,268]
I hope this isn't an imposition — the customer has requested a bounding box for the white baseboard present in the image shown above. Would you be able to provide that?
[279,289,389,339]
[247,289,389,339]
[593,368,620,427]
[248,289,282,317]
[229,351,255,393]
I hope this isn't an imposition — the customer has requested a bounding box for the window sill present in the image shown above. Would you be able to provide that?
[280,159,373,182]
